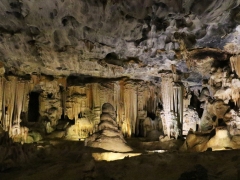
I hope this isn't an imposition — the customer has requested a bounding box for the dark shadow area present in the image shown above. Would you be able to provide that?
[147,112,156,120]
[28,92,40,122]
[190,92,203,118]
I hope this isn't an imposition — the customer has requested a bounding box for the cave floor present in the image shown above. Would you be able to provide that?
[0,138,240,180]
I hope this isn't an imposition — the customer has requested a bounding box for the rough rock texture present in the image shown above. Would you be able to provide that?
[0,0,239,81]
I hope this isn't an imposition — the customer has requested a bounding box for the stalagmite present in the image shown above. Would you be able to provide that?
[85,103,132,152]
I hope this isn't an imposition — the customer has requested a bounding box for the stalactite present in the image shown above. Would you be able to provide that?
[232,88,240,106]
[66,86,73,120]
[146,84,158,114]
[122,83,130,137]
[57,77,67,117]
[124,82,137,137]
[161,74,174,112]
[4,76,17,135]
[160,74,183,138]
[91,83,101,132]
[66,86,88,121]
[14,81,25,127]
[173,86,177,113]
[99,83,114,107]
[137,83,145,111]
[86,84,93,110]
[61,90,66,117]
[22,82,30,114]
[0,77,4,127]
[2,78,5,131]
[118,80,125,131]
[230,55,240,77]
[179,85,183,128]
[92,83,100,109]
[114,82,120,125]
[173,83,183,134]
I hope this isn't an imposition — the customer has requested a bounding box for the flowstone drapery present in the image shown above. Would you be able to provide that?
[160,73,185,139]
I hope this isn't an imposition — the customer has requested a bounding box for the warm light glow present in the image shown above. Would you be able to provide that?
[146,150,167,153]
[92,152,141,161]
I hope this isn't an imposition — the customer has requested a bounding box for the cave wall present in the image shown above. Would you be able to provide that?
[1,0,240,144]
[0,74,162,141]
[1,53,240,143]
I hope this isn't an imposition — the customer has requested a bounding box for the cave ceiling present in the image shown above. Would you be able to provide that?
[0,0,240,83]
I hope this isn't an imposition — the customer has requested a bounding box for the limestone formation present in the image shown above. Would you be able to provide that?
[85,103,132,152]
[1,0,240,154]
[182,108,200,136]
[66,117,93,140]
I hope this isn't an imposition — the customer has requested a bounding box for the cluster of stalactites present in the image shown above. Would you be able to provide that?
[2,73,161,139]
[0,76,30,136]
[82,80,160,137]
[66,86,87,120]
[160,73,183,137]
[121,81,160,137]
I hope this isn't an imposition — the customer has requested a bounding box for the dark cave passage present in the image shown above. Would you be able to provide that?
[28,92,40,122]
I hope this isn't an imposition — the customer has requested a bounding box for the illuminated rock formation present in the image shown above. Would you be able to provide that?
[160,73,188,139]
[181,127,240,152]
[181,59,240,152]
[85,103,132,152]
[66,117,93,140]
[2,1,240,153]
[182,108,200,136]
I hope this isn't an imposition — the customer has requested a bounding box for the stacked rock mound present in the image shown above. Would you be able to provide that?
[85,103,132,152]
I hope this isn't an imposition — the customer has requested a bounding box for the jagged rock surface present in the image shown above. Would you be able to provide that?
[0,0,239,82]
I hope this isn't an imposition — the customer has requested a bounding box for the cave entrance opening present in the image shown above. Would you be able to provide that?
[28,92,40,122]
